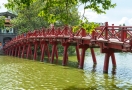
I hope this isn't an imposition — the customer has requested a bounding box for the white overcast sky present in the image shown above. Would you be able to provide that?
[0,0,132,25]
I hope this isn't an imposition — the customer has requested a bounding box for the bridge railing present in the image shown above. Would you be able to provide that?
[95,22,132,44]
[3,22,132,49]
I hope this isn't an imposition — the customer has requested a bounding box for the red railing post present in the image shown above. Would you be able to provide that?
[124,27,127,40]
[121,27,124,42]
[112,24,114,34]
[112,24,115,38]
[92,30,95,39]
[121,27,127,42]
[105,22,108,40]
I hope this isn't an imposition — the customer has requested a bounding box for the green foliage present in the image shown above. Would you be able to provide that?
[9,0,49,34]
[5,0,116,33]
[5,0,116,14]
[5,0,80,34]
[73,18,99,33]
[0,16,5,29]
[80,0,116,14]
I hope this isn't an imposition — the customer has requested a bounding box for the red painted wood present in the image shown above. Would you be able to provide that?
[105,22,108,39]
[33,42,38,60]
[40,44,46,62]
[55,46,58,63]
[3,21,132,73]
[111,53,116,67]
[15,46,18,57]
[21,45,26,58]
[76,45,80,64]
[90,48,97,64]
[26,43,31,59]
[51,42,57,63]
[46,44,51,62]
[62,43,70,66]
[103,53,110,73]
[79,48,86,69]
[18,46,21,58]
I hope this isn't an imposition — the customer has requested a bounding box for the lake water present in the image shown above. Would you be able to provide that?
[0,49,132,90]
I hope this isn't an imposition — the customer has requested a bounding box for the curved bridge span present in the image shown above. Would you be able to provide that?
[3,22,132,73]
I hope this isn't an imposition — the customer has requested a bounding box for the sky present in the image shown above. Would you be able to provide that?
[0,0,132,25]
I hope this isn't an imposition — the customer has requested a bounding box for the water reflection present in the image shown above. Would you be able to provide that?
[84,48,132,89]
[0,49,132,89]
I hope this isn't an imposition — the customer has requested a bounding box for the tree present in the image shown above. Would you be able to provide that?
[9,0,49,34]
[5,0,116,14]
[0,16,5,29]
[5,0,116,33]
[6,0,81,34]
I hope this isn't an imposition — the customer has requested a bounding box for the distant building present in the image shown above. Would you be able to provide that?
[0,11,17,47]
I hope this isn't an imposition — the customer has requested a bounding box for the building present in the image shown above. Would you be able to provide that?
[0,11,17,47]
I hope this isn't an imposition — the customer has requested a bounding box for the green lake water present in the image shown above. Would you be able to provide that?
[0,49,132,90]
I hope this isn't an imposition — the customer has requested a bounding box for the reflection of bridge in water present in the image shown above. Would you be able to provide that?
[3,22,132,73]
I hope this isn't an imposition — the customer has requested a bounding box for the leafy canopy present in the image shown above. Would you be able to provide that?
[6,0,80,34]
[0,16,5,29]
[5,0,116,33]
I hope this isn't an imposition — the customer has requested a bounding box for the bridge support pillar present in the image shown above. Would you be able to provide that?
[17,45,21,58]
[102,49,116,73]
[90,48,97,64]
[26,42,32,59]
[76,45,80,64]
[33,41,38,60]
[21,44,26,58]
[15,46,18,57]
[111,53,116,67]
[50,42,58,63]
[55,46,58,63]
[11,47,14,56]
[62,43,70,66]
[78,44,89,69]
[40,43,46,62]
[103,53,110,73]
[40,41,51,62]
[46,44,51,62]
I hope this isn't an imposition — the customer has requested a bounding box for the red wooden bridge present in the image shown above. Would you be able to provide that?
[3,22,132,73]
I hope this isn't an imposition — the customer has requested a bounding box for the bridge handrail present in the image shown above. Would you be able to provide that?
[3,22,132,50]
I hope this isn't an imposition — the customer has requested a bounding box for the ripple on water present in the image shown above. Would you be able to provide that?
[0,54,132,89]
